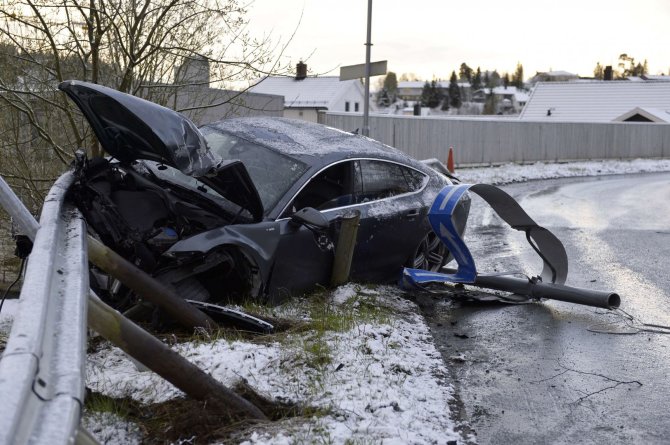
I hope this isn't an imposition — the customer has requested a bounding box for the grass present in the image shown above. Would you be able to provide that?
[84,390,136,420]
[85,283,403,443]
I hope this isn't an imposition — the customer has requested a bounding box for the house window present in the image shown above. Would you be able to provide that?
[345,101,350,112]
[355,102,359,112]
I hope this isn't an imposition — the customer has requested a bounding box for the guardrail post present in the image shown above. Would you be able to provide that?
[330,210,361,287]
[87,292,267,421]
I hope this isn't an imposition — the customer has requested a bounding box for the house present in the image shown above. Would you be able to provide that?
[472,86,529,114]
[144,56,285,125]
[519,80,670,122]
[396,80,472,103]
[612,107,670,123]
[249,62,366,122]
[641,74,670,82]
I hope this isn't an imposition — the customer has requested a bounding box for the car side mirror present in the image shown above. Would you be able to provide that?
[290,207,330,229]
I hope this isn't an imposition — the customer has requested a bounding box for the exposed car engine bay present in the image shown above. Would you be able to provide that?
[69,154,260,318]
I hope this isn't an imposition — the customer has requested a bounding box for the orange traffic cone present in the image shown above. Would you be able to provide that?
[446,146,455,174]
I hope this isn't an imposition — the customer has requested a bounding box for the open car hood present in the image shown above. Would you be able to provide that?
[59,80,263,221]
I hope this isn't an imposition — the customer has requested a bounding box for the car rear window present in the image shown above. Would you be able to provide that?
[357,160,427,202]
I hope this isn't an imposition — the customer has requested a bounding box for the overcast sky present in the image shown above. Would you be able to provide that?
[246,0,669,81]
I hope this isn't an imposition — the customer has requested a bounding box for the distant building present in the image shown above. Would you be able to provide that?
[529,70,579,85]
[612,107,670,123]
[149,56,284,125]
[396,80,472,103]
[519,80,670,122]
[472,86,529,114]
[640,74,670,82]
[249,62,366,122]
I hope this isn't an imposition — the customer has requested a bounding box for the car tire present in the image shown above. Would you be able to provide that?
[406,231,448,272]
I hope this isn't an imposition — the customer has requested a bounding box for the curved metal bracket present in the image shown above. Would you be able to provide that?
[403,183,568,287]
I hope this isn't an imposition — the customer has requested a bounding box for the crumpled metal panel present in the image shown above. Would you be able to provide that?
[403,183,569,286]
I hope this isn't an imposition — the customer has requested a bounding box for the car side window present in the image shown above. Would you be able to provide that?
[288,161,357,213]
[357,160,427,203]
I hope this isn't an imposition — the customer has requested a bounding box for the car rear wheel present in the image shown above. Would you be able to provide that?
[406,232,447,272]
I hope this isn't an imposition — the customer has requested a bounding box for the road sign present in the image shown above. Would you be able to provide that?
[339,60,387,81]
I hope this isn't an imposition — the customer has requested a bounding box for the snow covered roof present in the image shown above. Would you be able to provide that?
[398,81,426,89]
[249,76,363,109]
[612,107,670,123]
[643,75,670,82]
[473,86,528,102]
[542,70,577,77]
[398,81,472,90]
[519,81,670,122]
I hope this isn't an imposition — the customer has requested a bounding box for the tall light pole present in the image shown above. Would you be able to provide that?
[362,0,373,137]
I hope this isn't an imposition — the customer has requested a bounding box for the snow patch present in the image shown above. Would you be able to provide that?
[81,412,142,445]
[0,299,19,335]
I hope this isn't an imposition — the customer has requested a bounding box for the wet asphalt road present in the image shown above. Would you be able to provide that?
[420,172,670,444]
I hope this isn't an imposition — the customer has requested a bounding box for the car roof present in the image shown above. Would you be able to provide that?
[203,117,420,167]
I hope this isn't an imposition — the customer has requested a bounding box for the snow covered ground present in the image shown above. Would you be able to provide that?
[86,285,463,444]
[1,158,669,444]
[455,158,670,185]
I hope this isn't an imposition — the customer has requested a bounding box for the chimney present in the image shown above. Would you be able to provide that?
[604,65,613,81]
[296,61,307,80]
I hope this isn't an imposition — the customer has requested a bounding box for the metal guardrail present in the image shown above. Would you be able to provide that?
[0,173,89,445]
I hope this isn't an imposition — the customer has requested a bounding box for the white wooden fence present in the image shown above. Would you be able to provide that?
[320,112,670,165]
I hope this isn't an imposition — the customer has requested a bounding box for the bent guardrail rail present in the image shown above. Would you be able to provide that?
[0,173,89,445]
[0,172,268,444]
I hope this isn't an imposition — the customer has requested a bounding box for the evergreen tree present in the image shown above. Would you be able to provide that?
[616,54,649,78]
[484,70,501,88]
[420,81,432,107]
[487,70,501,88]
[448,71,462,108]
[472,67,482,91]
[441,95,450,111]
[421,81,442,108]
[428,79,442,108]
[483,90,497,115]
[512,62,524,89]
[377,88,391,107]
[383,72,398,101]
[459,63,473,83]
[502,72,510,88]
[593,62,604,79]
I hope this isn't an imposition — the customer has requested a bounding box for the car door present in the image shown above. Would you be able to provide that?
[268,161,358,299]
[349,159,430,283]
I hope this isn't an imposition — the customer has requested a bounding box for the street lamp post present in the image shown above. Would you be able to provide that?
[363,0,372,137]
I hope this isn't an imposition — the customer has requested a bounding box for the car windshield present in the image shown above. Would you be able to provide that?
[200,126,308,212]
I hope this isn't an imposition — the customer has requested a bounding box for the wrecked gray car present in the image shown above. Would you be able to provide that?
[61,80,469,313]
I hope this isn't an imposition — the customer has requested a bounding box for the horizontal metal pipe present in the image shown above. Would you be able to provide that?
[444,269,620,309]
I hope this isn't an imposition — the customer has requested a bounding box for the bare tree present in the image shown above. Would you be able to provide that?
[0,0,293,279]
[0,0,291,171]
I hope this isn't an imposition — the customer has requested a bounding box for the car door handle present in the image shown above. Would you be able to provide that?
[406,209,420,218]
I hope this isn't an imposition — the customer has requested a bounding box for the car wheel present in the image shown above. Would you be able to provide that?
[407,232,447,272]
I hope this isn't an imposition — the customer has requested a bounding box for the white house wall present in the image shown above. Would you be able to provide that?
[283,108,320,122]
[329,81,366,113]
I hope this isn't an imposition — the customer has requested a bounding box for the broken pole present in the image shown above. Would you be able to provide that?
[330,210,361,287]
[87,291,268,420]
